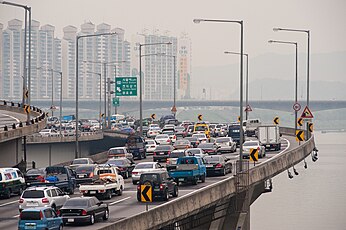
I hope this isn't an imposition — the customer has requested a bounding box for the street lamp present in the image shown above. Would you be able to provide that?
[160,54,177,116]
[224,51,249,120]
[194,18,245,169]
[268,40,298,131]
[273,27,310,107]
[138,42,172,136]
[75,32,116,158]
[86,71,102,130]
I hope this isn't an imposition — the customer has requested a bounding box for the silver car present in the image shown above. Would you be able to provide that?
[19,186,70,212]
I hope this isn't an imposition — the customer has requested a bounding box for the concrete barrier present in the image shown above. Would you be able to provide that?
[98,127,316,230]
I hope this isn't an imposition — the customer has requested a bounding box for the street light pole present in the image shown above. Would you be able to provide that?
[138,42,172,136]
[51,69,54,117]
[194,18,244,170]
[224,51,249,120]
[75,32,115,158]
[268,40,298,131]
[273,27,310,107]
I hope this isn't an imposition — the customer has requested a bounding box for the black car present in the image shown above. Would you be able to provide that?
[184,137,199,148]
[59,197,109,225]
[137,171,178,201]
[153,145,174,162]
[75,165,97,185]
[105,157,135,179]
[126,135,147,160]
[198,143,220,155]
[24,168,46,186]
[204,155,232,176]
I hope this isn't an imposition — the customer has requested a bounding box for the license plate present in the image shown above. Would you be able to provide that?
[27,202,38,207]
[68,219,74,222]
[78,174,85,178]
[178,178,185,181]
[90,191,96,194]
[25,224,35,229]
[206,165,213,168]
[159,152,164,155]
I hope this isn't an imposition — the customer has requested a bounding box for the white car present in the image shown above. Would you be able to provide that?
[131,162,165,185]
[162,130,177,143]
[145,139,157,154]
[242,140,266,158]
[192,133,208,143]
[215,137,237,153]
[147,124,161,138]
[185,148,208,158]
[69,157,95,170]
[155,134,171,145]
[39,129,59,137]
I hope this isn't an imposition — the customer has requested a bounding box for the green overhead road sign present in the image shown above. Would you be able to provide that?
[112,97,120,107]
[115,77,137,96]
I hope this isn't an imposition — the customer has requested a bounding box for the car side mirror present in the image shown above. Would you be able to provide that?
[97,201,103,206]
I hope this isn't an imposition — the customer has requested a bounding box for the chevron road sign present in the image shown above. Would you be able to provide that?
[296,130,305,142]
[249,148,258,162]
[273,116,279,125]
[198,114,203,121]
[141,185,152,202]
[297,117,303,127]
[24,105,30,114]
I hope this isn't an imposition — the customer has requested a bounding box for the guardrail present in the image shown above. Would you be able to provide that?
[99,127,316,230]
[26,131,104,143]
[0,100,47,142]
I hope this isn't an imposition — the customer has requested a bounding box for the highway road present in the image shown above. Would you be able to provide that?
[0,135,296,230]
[0,111,28,126]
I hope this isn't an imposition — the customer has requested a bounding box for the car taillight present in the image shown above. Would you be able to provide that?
[118,167,124,171]
[41,198,49,203]
[257,147,260,151]
[80,190,86,193]
[99,190,105,193]
[153,152,156,155]
[132,171,138,175]
[56,210,60,216]
[37,175,45,182]
[89,172,94,178]
[160,184,164,190]
[137,185,141,190]
[19,198,24,204]
[167,151,171,155]
[166,159,170,164]
[216,163,223,168]
[40,211,43,220]
[81,210,87,216]
[167,139,170,143]
[19,212,23,219]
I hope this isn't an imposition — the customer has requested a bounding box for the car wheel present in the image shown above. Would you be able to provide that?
[118,186,123,196]
[201,173,206,183]
[89,213,95,225]
[172,186,178,197]
[4,189,11,199]
[102,208,109,220]
[58,224,63,230]
[192,178,198,185]
[105,190,112,200]
[17,187,23,195]
[163,189,169,201]
[124,171,129,179]
[132,180,137,185]
[222,168,226,176]
[51,204,57,211]
[62,220,67,226]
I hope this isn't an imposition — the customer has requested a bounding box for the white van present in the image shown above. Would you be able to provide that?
[0,168,26,198]
[245,119,261,137]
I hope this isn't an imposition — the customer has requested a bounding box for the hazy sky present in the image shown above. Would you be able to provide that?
[1,0,345,68]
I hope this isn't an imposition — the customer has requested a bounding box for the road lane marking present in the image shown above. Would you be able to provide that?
[1,113,21,123]
[13,214,20,218]
[0,200,18,207]
[109,196,131,206]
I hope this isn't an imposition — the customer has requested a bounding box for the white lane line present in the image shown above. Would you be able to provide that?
[13,214,20,218]
[0,200,18,207]
[1,113,21,123]
[109,196,131,206]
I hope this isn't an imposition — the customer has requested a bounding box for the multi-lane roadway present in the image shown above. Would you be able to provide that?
[0,136,295,230]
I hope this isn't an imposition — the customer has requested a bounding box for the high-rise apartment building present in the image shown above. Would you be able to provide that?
[0,23,3,98]
[178,33,192,99]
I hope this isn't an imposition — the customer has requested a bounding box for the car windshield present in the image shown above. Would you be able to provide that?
[175,140,189,145]
[156,135,168,139]
[73,159,88,164]
[185,137,197,142]
[26,168,45,175]
[135,163,154,169]
[216,138,229,143]
[175,127,184,131]
[20,211,41,220]
[169,151,186,158]
[109,149,124,154]
[64,199,89,207]
[22,190,44,198]
[195,126,207,131]
[243,141,258,147]
[162,131,174,135]
[155,145,171,151]
[198,143,214,149]
[141,174,159,182]
[193,134,206,138]
[106,159,126,166]
[205,157,222,164]
[186,149,201,155]
[75,166,94,173]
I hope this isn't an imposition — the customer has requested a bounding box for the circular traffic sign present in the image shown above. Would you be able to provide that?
[293,102,301,111]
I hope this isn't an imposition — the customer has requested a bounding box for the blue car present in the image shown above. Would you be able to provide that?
[18,207,63,230]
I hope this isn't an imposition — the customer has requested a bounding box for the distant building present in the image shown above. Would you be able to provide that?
[0,23,3,98]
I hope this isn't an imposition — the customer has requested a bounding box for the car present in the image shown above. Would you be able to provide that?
[186,125,195,137]
[70,157,95,170]
[145,139,158,154]
[0,168,26,198]
[107,147,134,162]
[153,145,175,162]
[126,135,147,160]
[61,126,76,136]
[166,150,190,171]
[204,155,232,176]
[75,165,97,185]
[162,129,177,143]
[214,124,227,137]
[174,126,187,138]
[19,186,70,212]
[192,133,208,143]
[193,122,210,139]
[59,196,109,225]
[105,157,135,179]
[147,124,161,138]
[184,136,200,148]
[173,139,192,150]
[18,207,63,230]
[39,129,59,137]
[185,148,208,158]
[137,171,178,202]
[131,162,165,185]
[155,134,171,145]
[24,168,46,186]
[197,143,220,155]
[215,137,237,153]
[242,140,266,158]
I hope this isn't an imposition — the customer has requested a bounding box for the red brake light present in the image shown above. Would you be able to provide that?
[89,172,94,178]
[167,151,171,155]
[37,175,45,182]
[257,147,260,151]
[132,172,138,175]
[167,140,170,143]
[19,198,24,204]
[56,210,60,216]
[153,152,156,156]
[99,190,105,193]
[40,211,43,220]
[41,198,49,203]
[159,184,164,190]
[166,159,170,164]
[81,209,87,216]
[19,212,23,219]
[216,163,223,168]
